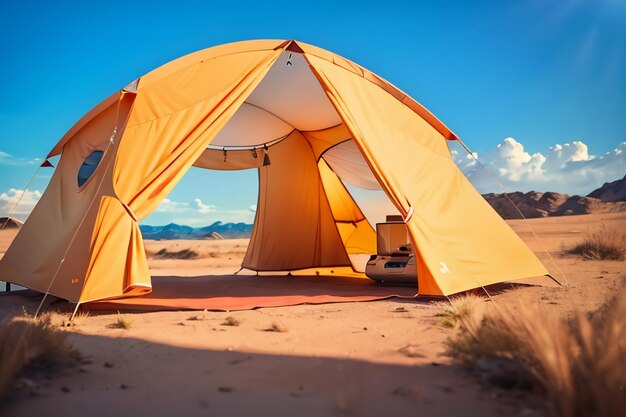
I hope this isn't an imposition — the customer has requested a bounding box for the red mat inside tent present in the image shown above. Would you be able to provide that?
[84,275,417,312]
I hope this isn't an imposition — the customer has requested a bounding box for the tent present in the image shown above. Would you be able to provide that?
[0,39,554,305]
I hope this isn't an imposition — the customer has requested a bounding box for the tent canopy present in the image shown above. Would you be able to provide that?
[0,40,552,303]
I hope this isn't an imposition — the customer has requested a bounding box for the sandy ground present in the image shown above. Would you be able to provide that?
[0,213,625,417]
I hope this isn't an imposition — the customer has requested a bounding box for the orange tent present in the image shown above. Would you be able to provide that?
[0,40,553,304]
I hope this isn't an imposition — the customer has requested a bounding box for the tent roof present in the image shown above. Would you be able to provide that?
[47,39,458,158]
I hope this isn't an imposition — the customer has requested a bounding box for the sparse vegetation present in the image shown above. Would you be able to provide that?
[435,294,482,328]
[60,310,90,327]
[446,288,626,417]
[264,322,287,333]
[565,230,626,261]
[107,315,132,330]
[152,248,199,260]
[221,316,240,327]
[0,314,80,398]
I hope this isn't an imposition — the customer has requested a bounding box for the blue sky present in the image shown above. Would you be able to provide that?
[1,0,625,225]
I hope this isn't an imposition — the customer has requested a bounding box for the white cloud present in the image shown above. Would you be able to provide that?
[154,198,190,213]
[452,138,626,195]
[0,189,42,221]
[146,197,256,226]
[172,209,255,226]
[0,151,42,166]
[194,198,217,214]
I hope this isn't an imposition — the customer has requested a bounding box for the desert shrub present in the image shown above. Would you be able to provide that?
[221,316,240,327]
[263,322,287,333]
[0,314,80,398]
[435,294,482,328]
[446,290,626,417]
[153,248,199,260]
[565,230,626,261]
[107,315,132,330]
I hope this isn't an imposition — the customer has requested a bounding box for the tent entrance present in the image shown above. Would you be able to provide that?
[185,50,396,275]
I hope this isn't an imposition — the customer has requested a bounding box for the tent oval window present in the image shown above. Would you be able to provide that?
[77,150,104,188]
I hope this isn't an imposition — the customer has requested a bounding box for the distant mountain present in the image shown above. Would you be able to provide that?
[587,174,626,202]
[140,221,252,240]
[483,174,626,219]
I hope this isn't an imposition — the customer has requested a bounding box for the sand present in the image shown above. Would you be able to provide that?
[0,212,624,417]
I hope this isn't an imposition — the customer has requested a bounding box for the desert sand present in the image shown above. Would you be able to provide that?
[0,213,624,417]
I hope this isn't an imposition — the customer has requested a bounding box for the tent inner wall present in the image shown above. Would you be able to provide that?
[242,130,353,271]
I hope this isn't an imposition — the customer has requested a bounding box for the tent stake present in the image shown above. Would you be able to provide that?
[444,295,455,312]
[481,286,494,302]
[69,302,81,323]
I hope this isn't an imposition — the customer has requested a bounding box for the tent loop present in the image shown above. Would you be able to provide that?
[223,148,227,162]
[262,143,271,166]
[109,126,118,144]
[403,206,414,223]
[252,148,258,158]
[121,202,138,222]
[455,138,569,287]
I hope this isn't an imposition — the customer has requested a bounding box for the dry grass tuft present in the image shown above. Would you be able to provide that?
[0,314,80,398]
[446,289,626,417]
[264,322,287,333]
[59,310,90,327]
[435,294,482,328]
[107,315,132,330]
[565,230,626,261]
[153,248,199,260]
[221,316,240,327]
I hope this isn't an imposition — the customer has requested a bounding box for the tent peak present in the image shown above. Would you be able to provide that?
[285,40,304,54]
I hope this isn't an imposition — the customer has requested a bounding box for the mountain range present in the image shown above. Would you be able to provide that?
[140,222,253,240]
[483,174,626,219]
[3,176,624,239]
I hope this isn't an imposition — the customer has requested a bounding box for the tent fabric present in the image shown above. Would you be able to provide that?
[47,92,123,158]
[82,48,283,301]
[0,39,551,304]
[317,159,376,256]
[301,124,351,159]
[321,140,381,190]
[0,92,135,301]
[306,54,549,295]
[209,103,294,148]
[242,130,353,271]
